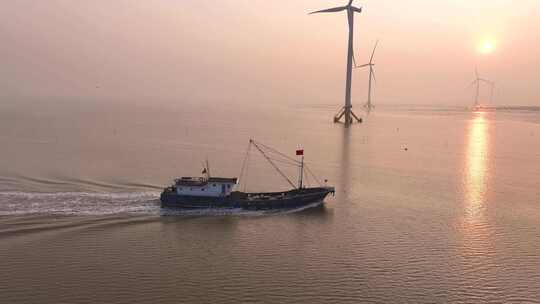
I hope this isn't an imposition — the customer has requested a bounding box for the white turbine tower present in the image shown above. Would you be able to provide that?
[469,68,494,108]
[310,0,363,125]
[355,40,378,112]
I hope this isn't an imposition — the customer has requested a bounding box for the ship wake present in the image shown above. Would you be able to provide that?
[0,192,324,216]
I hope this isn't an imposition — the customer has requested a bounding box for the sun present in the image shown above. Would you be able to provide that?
[478,39,496,54]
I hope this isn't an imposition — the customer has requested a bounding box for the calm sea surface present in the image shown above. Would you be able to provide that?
[1,101,539,303]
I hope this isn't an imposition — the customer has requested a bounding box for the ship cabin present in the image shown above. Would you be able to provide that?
[174,177,238,197]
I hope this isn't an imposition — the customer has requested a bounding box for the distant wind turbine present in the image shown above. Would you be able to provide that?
[355,40,379,112]
[489,81,495,104]
[310,0,363,125]
[469,68,494,107]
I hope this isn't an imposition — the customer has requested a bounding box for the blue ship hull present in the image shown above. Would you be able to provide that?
[160,187,334,210]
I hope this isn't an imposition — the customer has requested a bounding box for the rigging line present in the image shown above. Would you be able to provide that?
[250,140,297,189]
[267,153,299,163]
[304,170,311,188]
[252,140,301,164]
[256,141,325,177]
[304,165,323,186]
[244,150,250,192]
[240,142,252,192]
[260,152,299,167]
[267,157,301,167]
[238,141,252,186]
[306,167,322,186]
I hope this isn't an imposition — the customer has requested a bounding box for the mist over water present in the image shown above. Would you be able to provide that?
[2,1,540,302]
[1,101,540,303]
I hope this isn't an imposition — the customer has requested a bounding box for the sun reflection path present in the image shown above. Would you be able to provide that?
[461,112,494,261]
[465,112,490,218]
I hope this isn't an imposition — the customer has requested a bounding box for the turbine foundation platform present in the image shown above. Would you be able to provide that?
[334,106,362,125]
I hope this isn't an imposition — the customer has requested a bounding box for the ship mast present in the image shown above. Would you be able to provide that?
[298,152,304,189]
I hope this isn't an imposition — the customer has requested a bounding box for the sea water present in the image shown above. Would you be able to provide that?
[1,101,539,303]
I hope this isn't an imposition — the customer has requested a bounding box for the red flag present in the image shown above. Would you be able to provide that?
[296,149,304,156]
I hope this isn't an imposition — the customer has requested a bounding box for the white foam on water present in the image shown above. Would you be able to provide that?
[0,192,324,216]
[0,191,161,216]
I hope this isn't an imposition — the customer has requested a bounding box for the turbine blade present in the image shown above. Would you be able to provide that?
[370,40,379,63]
[351,6,362,13]
[354,63,370,69]
[475,67,479,79]
[352,49,357,68]
[309,6,347,14]
[348,0,354,6]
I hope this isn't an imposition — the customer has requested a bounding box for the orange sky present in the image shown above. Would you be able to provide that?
[1,0,539,107]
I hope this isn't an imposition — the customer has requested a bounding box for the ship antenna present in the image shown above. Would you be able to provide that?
[205,158,211,179]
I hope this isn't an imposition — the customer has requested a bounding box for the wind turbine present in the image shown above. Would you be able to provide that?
[310,0,363,125]
[488,81,495,104]
[355,40,378,112]
[469,68,493,108]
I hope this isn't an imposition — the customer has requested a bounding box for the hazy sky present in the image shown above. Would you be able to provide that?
[1,0,539,107]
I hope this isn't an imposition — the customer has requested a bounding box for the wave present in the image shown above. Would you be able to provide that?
[0,175,164,193]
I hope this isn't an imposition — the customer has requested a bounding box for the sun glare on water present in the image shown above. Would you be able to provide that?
[478,39,496,54]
